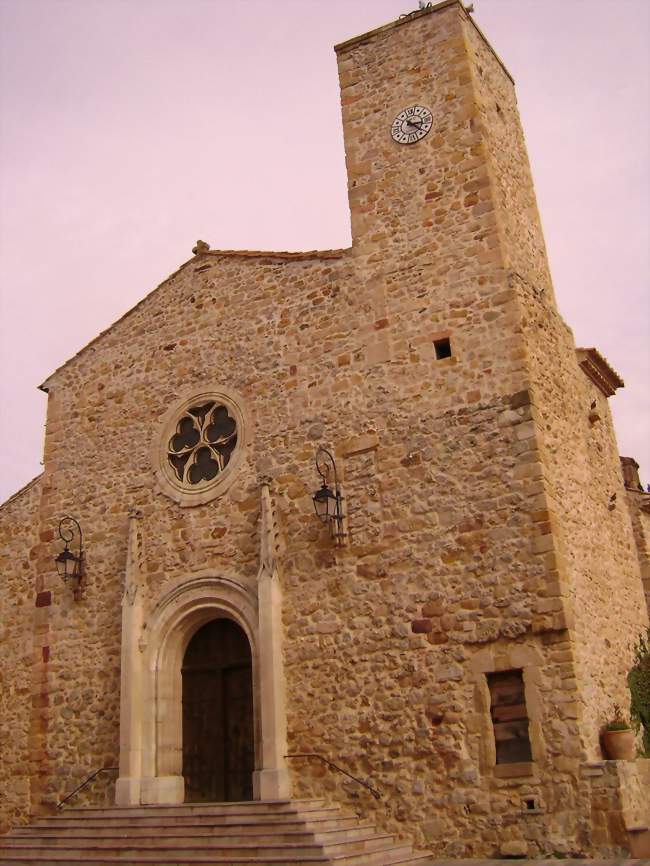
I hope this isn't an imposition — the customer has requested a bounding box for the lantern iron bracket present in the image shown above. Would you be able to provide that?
[313,445,346,546]
[55,516,84,592]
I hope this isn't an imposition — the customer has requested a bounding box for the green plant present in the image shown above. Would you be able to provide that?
[628,626,650,755]
[602,703,630,732]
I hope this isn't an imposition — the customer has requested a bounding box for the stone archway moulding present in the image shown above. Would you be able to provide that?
[116,537,290,805]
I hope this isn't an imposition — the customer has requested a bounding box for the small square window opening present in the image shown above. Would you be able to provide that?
[434,337,452,360]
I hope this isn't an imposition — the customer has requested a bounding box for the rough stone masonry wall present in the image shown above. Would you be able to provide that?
[0,475,42,833]
[461,10,648,763]
[27,250,349,814]
[625,489,650,616]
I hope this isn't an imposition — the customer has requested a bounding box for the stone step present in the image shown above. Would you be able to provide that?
[0,847,421,866]
[59,799,327,819]
[30,807,350,828]
[383,855,433,866]
[0,798,433,865]
[1,832,395,855]
[12,815,364,835]
[326,847,426,865]
[8,824,377,843]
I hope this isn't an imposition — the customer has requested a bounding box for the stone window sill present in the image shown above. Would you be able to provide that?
[493,761,536,779]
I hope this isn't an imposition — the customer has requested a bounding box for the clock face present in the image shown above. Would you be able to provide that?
[391,105,433,144]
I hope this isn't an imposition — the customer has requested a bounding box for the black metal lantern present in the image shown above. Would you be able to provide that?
[312,446,346,545]
[55,516,84,589]
[313,481,337,522]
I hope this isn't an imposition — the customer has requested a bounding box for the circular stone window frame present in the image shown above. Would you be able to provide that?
[152,385,251,507]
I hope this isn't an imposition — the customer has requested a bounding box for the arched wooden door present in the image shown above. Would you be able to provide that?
[181,618,254,801]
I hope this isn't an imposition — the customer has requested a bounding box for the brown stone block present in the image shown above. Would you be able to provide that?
[539,550,559,573]
[531,532,555,555]
[553,609,573,631]
[541,577,564,598]
[422,600,444,617]
[411,619,433,634]
[30,750,50,764]
[557,702,579,721]
[314,549,336,569]
[510,389,531,409]
[531,614,552,634]
[535,597,563,614]
[513,462,543,481]
[440,613,456,631]
[605,809,628,843]
[460,598,480,610]
[34,591,51,608]
[493,761,536,779]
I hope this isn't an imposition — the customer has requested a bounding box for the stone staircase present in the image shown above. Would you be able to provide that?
[0,798,433,865]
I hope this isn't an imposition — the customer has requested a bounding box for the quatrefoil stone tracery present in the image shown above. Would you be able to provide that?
[168,402,237,485]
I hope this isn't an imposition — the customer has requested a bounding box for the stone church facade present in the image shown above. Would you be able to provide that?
[1,0,649,858]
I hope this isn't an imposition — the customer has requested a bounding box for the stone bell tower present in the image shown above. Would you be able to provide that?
[333,0,538,402]
[336,0,542,283]
[335,0,648,764]
[335,0,556,300]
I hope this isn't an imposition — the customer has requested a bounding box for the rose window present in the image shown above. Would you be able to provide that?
[168,402,237,485]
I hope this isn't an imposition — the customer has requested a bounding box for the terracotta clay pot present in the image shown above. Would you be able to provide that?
[602,728,636,760]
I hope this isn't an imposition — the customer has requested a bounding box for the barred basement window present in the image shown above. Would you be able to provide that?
[487,669,533,764]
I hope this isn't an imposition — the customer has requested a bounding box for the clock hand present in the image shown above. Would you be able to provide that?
[405,119,424,130]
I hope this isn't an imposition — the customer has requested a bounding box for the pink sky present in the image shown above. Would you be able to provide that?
[0,0,648,503]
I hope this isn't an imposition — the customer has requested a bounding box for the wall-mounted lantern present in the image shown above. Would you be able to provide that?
[312,446,346,546]
[55,516,84,591]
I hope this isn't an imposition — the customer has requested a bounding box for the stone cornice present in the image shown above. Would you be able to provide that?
[576,347,624,398]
